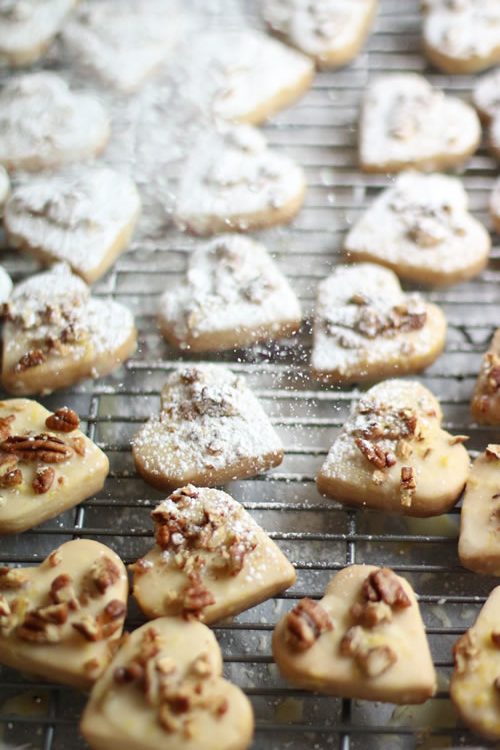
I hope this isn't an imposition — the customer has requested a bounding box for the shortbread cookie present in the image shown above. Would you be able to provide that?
[176,124,306,236]
[273,565,436,703]
[311,263,446,384]
[0,165,9,209]
[0,539,127,689]
[359,75,481,173]
[132,365,283,491]
[471,330,500,425]
[0,73,110,172]
[422,0,500,75]
[262,0,378,69]
[0,399,109,534]
[450,586,500,740]
[344,172,491,286]
[0,0,76,67]
[1,263,137,395]
[159,235,302,352]
[185,29,313,125]
[317,380,470,517]
[4,166,141,283]
[473,70,500,160]
[81,618,254,750]
[62,1,179,94]
[132,485,296,623]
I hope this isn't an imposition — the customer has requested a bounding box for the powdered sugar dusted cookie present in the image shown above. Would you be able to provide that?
[1,263,137,395]
[62,0,179,94]
[132,365,283,491]
[471,329,500,425]
[0,266,12,304]
[0,73,110,172]
[132,485,296,623]
[422,0,500,74]
[4,166,141,283]
[345,172,490,286]
[159,235,301,352]
[0,399,109,534]
[273,565,436,703]
[311,263,446,384]
[176,124,306,236]
[81,618,254,750]
[0,539,128,689]
[359,74,481,173]
[317,380,470,517]
[0,0,77,67]
[473,70,500,159]
[262,0,378,69]
[185,29,313,125]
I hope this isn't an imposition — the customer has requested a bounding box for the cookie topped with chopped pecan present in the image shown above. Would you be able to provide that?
[471,329,500,426]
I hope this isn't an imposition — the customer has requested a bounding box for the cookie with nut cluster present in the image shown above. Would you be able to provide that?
[471,330,500,425]
[158,235,301,352]
[0,539,127,689]
[273,565,436,703]
[81,617,254,750]
[317,380,470,517]
[344,172,490,286]
[132,365,283,490]
[0,0,77,67]
[311,263,446,384]
[131,485,296,623]
[359,75,480,173]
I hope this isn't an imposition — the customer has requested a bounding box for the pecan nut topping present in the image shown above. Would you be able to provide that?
[182,573,215,619]
[0,433,73,463]
[357,645,397,677]
[285,597,333,651]
[32,466,55,494]
[0,415,15,441]
[0,467,22,488]
[91,556,121,594]
[355,437,396,470]
[45,407,80,433]
[14,349,46,372]
[400,466,417,507]
[362,568,411,609]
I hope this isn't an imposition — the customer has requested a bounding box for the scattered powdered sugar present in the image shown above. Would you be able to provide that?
[473,68,500,121]
[0,0,75,62]
[422,0,500,63]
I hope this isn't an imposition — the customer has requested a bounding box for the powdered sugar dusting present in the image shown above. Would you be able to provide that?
[0,0,76,63]
[422,0,500,64]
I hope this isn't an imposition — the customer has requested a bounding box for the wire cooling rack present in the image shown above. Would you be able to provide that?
[0,0,499,748]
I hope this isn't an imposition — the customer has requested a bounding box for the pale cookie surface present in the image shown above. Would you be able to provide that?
[473,69,500,160]
[132,485,296,623]
[175,124,306,236]
[0,539,128,689]
[0,0,76,66]
[359,74,481,173]
[81,618,254,750]
[450,585,500,740]
[1,263,137,395]
[310,263,446,383]
[132,365,283,490]
[344,172,490,286]
[62,0,179,93]
[471,329,500,425]
[184,29,313,124]
[159,235,301,352]
[0,72,110,172]
[273,565,436,703]
[0,399,109,534]
[317,379,470,517]
[262,0,378,69]
[422,0,500,74]
[4,166,141,283]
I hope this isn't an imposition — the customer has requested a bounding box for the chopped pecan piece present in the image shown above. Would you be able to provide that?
[339,625,365,657]
[17,621,62,643]
[34,603,69,625]
[48,550,62,568]
[350,600,393,628]
[114,661,145,684]
[357,645,397,677]
[492,631,500,648]
[73,614,101,642]
[0,415,15,440]
[15,349,46,372]
[32,466,55,494]
[285,598,333,651]
[355,438,396,470]
[91,556,121,594]
[0,433,73,463]
[0,567,28,589]
[45,407,80,433]
[50,573,78,610]
[362,568,411,609]
[486,444,500,460]
[453,631,479,675]
[449,435,469,445]
[182,574,215,619]
[400,466,417,507]
[0,467,22,488]
[70,436,86,456]
[494,677,500,693]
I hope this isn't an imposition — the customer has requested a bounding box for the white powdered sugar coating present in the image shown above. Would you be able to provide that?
[176,124,305,234]
[159,235,301,345]
[0,165,9,207]
[0,266,12,304]
[0,0,75,62]
[473,68,500,121]
[345,172,490,275]
[62,0,179,93]
[4,166,141,275]
[422,0,500,63]
[0,72,110,170]
[360,74,480,169]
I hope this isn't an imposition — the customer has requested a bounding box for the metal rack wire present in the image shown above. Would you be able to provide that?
[0,0,499,748]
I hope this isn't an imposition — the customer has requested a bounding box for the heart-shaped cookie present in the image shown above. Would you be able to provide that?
[473,70,500,160]
[0,72,110,172]
[175,124,306,236]
[0,398,109,534]
[1,263,137,395]
[262,0,378,69]
[317,379,470,517]
[359,74,481,173]
[159,235,302,352]
[273,565,436,703]
[0,539,128,689]
[422,0,500,74]
[471,329,500,424]
[132,365,283,491]
[132,485,296,623]
[344,172,491,286]
[81,617,254,750]
[311,263,446,384]
[4,166,142,284]
[0,0,77,67]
